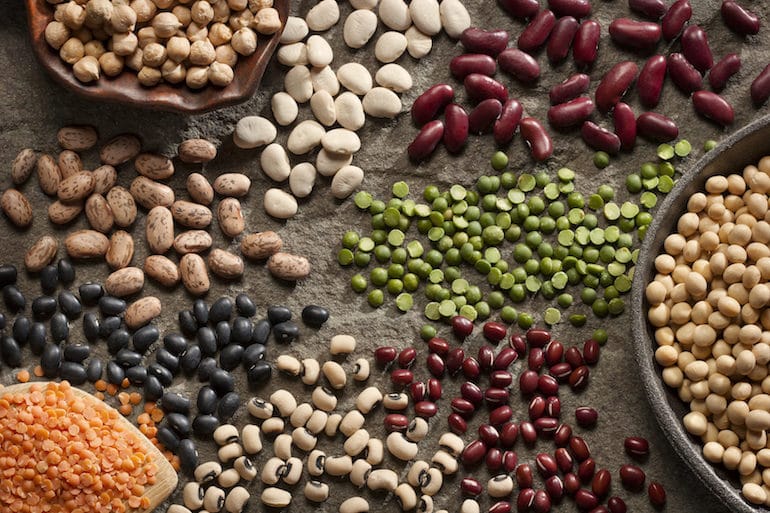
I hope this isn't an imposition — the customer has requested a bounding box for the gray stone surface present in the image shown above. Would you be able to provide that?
[3,1,770,512]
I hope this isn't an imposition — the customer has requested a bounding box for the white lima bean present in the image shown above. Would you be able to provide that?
[378,0,411,31]
[375,31,408,63]
[271,92,299,126]
[306,0,340,31]
[310,66,341,96]
[335,92,366,131]
[375,63,413,92]
[277,43,309,66]
[311,90,337,127]
[344,9,378,49]
[264,188,298,219]
[280,16,309,44]
[439,0,472,39]
[362,87,402,118]
[306,35,334,67]
[260,143,291,182]
[316,149,353,177]
[409,0,441,36]
[405,26,432,58]
[331,165,364,199]
[337,63,373,95]
[233,116,276,149]
[285,65,313,102]
[322,129,361,155]
[289,163,317,198]
[287,120,326,154]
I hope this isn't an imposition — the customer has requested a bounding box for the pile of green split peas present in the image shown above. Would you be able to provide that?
[338,139,716,329]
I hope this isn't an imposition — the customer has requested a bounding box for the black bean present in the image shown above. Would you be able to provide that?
[251,319,270,345]
[302,305,330,328]
[41,344,61,377]
[107,329,130,353]
[243,343,266,368]
[106,361,126,385]
[78,282,104,305]
[157,426,180,452]
[178,310,197,337]
[209,297,233,324]
[235,293,256,317]
[58,291,82,319]
[0,337,21,367]
[163,333,187,356]
[267,306,292,325]
[63,344,90,363]
[0,313,5,331]
[197,357,218,382]
[180,345,202,374]
[2,286,24,312]
[99,316,121,338]
[219,344,244,371]
[39,265,59,294]
[177,438,198,473]
[161,392,191,414]
[99,296,126,316]
[215,321,230,348]
[193,299,209,326]
[210,369,235,395]
[28,323,46,355]
[197,386,218,414]
[273,321,299,343]
[32,296,57,319]
[247,361,272,385]
[144,375,164,402]
[86,358,103,382]
[57,259,75,284]
[156,348,180,373]
[133,325,160,353]
[198,327,217,356]
[50,313,69,342]
[231,317,252,345]
[116,348,142,368]
[217,392,240,420]
[126,365,148,385]
[149,363,174,387]
[0,265,17,287]
[193,415,219,437]
[12,316,30,344]
[81,313,98,342]
[166,412,191,436]
[59,361,86,384]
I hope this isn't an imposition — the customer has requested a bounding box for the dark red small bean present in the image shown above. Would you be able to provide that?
[450,54,497,79]
[548,0,590,18]
[486,448,504,471]
[681,25,713,73]
[516,463,534,488]
[391,368,414,385]
[545,475,564,502]
[624,436,650,458]
[427,337,449,356]
[498,0,540,19]
[648,482,666,508]
[410,381,427,402]
[547,16,580,63]
[721,1,760,36]
[547,97,595,129]
[461,477,483,497]
[550,73,590,105]
[661,0,692,41]
[591,469,611,497]
[554,423,572,446]
[427,378,442,401]
[451,397,476,417]
[494,349,518,371]
[564,473,580,496]
[443,103,469,154]
[500,422,519,447]
[449,413,468,434]
[569,365,590,390]
[510,334,527,353]
[573,20,600,68]
[709,53,741,92]
[498,48,541,83]
[479,423,500,446]
[490,405,514,426]
[520,370,539,394]
[468,99,503,135]
[613,102,636,151]
[534,417,558,437]
[465,74,509,103]
[520,421,537,443]
[398,347,416,367]
[446,348,465,374]
[503,451,518,472]
[528,348,545,371]
[532,491,551,513]
[486,387,510,406]
[577,458,596,482]
[384,413,409,432]
[494,98,523,145]
[527,328,551,347]
[461,28,510,56]
[536,453,558,477]
[565,347,584,368]
[484,321,508,342]
[575,406,598,427]
[461,381,484,406]
[529,396,546,420]
[414,401,437,418]
[574,490,598,510]
[607,496,627,513]
[629,0,667,19]
[374,346,396,365]
[581,121,621,155]
[463,357,481,380]
[569,436,591,460]
[550,362,573,381]
[619,464,646,491]
[412,84,454,126]
[478,345,495,371]
[518,9,556,52]
[637,55,666,108]
[490,500,512,513]
[589,507,609,513]
[608,18,661,50]
[595,61,638,113]
[426,353,446,377]
[693,90,735,126]
[544,340,564,365]
[555,448,573,472]
[520,117,553,161]
[461,439,487,466]
[538,374,559,396]
[636,112,678,142]
[408,120,444,162]
[517,488,535,512]
[583,339,600,364]
[452,315,474,338]
[751,63,770,106]
[545,396,561,418]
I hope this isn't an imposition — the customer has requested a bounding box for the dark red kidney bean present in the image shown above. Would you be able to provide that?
[613,102,636,151]
[721,1,760,36]
[595,61,638,113]
[428,337,449,356]
[569,365,590,390]
[583,339,600,364]
[494,98,524,145]
[636,112,678,142]
[575,406,598,427]
[479,423,500,446]
[500,422,519,447]
[608,18,661,50]
[520,370,540,394]
[498,0,540,19]
[592,469,611,497]
[408,120,444,162]
[503,451,518,472]
[461,477,483,497]
[565,347,584,368]
[709,53,741,92]
[427,378,442,401]
[550,362,573,381]
[529,396,546,420]
[564,473,581,496]
[578,458,596,482]
[544,341,563,365]
[548,0,590,18]
[384,413,409,432]
[527,328,551,347]
[619,464,646,491]
[624,437,650,458]
[518,9,557,52]
[490,405,514,426]
[520,421,537,443]
[547,96,595,129]
[629,0,667,19]
[463,356,481,380]
[570,436,591,460]
[410,381,427,402]
[465,74,509,103]
[484,321,507,342]
[553,423,572,446]
[462,439,488,466]
[555,448,573,472]
[490,501,512,513]
[547,16,580,63]
[398,347,416,367]
[574,490,598,510]
[461,28,510,56]
[426,353,446,377]
[550,74,590,105]
[478,345,495,371]
[681,25,713,73]
[498,48,541,83]
[414,401,437,417]
[446,348,465,374]
[545,396,561,418]
[412,84,454,126]
[510,334,527,353]
[516,463,534,488]
[607,496,627,513]
[450,54,497,79]
[534,417,559,437]
[538,374,559,396]
[520,117,553,161]
[391,368,414,385]
[637,55,666,108]
[461,381,484,406]
[451,397,476,417]
[661,0,692,41]
[486,387,510,406]
[751,63,770,106]
[486,448,504,470]
[532,491,550,513]
[545,475,564,502]
[535,453,558,477]
[443,104,469,154]
[581,122,621,155]
[449,412,468,434]
[374,346,396,365]
[517,488,536,512]
[528,348,545,371]
[452,315,474,338]
[693,90,734,126]
[648,481,666,508]
[494,349,517,371]
[573,20,600,68]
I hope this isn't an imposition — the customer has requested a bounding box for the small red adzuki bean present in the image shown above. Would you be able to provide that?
[528,347,545,371]
[398,347,416,367]
[500,422,518,447]
[479,423,500,446]
[484,321,507,342]
[583,339,600,364]
[498,0,540,20]
[613,102,636,151]
[595,61,638,113]
[426,352,446,377]
[498,48,540,83]
[446,348,465,374]
[510,333,527,353]
[520,117,553,161]
[478,345,494,370]
[692,90,734,126]
[407,120,444,162]
[547,16,579,63]
[489,500,511,513]
[619,464,646,491]
[412,84,454,125]
[461,381,483,406]
[427,378,441,400]
[544,340,564,365]
[573,20,600,68]
[637,54,666,108]
[681,25,713,73]
[574,490,598,510]
[464,74,509,103]
[565,346,584,368]
[374,346,397,365]
[452,315,474,338]
[550,74,590,105]
[391,368,414,385]
[624,436,650,458]
[490,405,514,426]
[460,28,509,56]
[709,53,741,92]
[517,488,536,511]
[486,448,503,470]
[592,469,612,497]
[661,0,692,41]
[491,370,513,388]
[569,365,590,390]
[519,421,537,443]
[503,451,517,472]
[538,374,560,396]
[548,0,591,18]
[529,396,546,420]
[750,63,770,106]
[721,1,760,36]
[550,362,573,381]
[545,475,564,501]
[518,9,557,53]
[494,98,523,145]
[577,457,596,482]
[534,417,559,436]
[485,387,510,406]
[428,337,449,356]
[648,481,666,508]
[468,99,503,134]
[667,53,702,94]
[448,413,468,434]
[461,439,487,466]
[545,396,561,417]
[569,436,591,461]
[461,477,483,497]
[564,473,580,495]
[527,328,551,347]
[608,18,661,50]
[520,369,540,394]
[451,397,475,417]
[410,381,427,401]
[450,54,497,79]
[575,406,598,427]
[547,96,595,129]
[581,121,621,155]
[555,448,574,472]
[516,464,534,488]
[629,0,667,20]
[607,496,627,513]
[494,348,517,369]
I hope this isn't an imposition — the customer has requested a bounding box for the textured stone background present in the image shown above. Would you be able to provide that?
[4,0,770,511]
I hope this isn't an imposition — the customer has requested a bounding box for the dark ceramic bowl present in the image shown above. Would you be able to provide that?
[25,0,287,114]
[632,115,770,513]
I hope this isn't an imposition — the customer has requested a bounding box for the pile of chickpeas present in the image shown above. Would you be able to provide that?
[646,157,770,506]
[43,0,282,88]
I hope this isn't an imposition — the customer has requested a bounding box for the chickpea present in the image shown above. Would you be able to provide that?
[154,0,175,8]
[231,27,257,55]
[255,7,281,34]
[173,6,193,27]
[45,21,71,50]
[142,42,167,68]
[130,0,157,23]
[152,12,182,39]
[60,37,85,64]
[72,55,100,82]
[125,47,144,71]
[189,40,216,65]
[227,0,248,10]
[111,31,138,56]
[208,61,234,86]
[191,1,215,25]
[212,2,231,23]
[98,51,124,76]
[215,44,238,66]
[84,0,113,29]
[137,65,162,86]
[136,27,158,49]
[187,22,209,43]
[73,27,94,44]
[110,4,137,33]
[186,65,209,89]
[229,10,254,30]
[166,36,191,63]
[161,59,186,84]
[208,23,232,46]
[250,0,273,9]
[62,2,86,30]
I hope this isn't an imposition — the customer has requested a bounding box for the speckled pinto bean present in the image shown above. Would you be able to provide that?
[549,74,590,105]
[520,117,553,161]
[595,61,638,113]
[721,1,760,35]
[609,18,661,50]
[636,112,678,142]
[517,9,556,52]
[464,74,508,103]
[408,120,445,161]
[751,63,770,106]
[450,54,497,79]
[581,121,621,155]
[468,99,503,134]
[494,98,523,145]
[680,25,713,73]
[547,96,594,129]
[709,53,741,92]
[443,104,470,153]
[629,0,667,19]
[692,91,734,126]
[637,55,666,108]
[460,28,509,56]
[547,16,579,63]
[498,48,540,83]
[667,53,702,94]
[613,102,637,151]
[412,84,455,125]
[548,0,591,18]
[661,0,692,41]
[572,20,601,68]
[498,0,540,19]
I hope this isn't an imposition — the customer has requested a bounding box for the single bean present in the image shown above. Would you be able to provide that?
[547,16,579,63]
[595,61,638,113]
[721,1,760,36]
[636,112,678,142]
[498,48,540,83]
[661,0,692,41]
[549,73,590,105]
[751,63,770,106]
[450,54,496,79]
[609,18,661,50]
[520,117,553,161]
[408,120,444,162]
[681,25,713,73]
[460,27,509,56]
[517,9,556,53]
[547,96,594,129]
[494,98,523,145]
[548,0,590,18]
[692,90,734,126]
[581,121,621,155]
[648,481,666,507]
[464,73,508,102]
[498,0,539,19]
[709,53,741,92]
[667,53,702,94]
[613,102,636,151]
[468,99,503,134]
[629,0,667,19]
[443,104,469,153]
[412,84,454,126]
[637,55,666,108]
[573,20,600,67]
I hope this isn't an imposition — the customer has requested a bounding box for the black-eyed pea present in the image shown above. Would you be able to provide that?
[247,397,273,419]
[406,418,428,442]
[233,456,257,481]
[344,429,370,457]
[301,358,321,385]
[304,480,329,503]
[365,438,384,465]
[224,486,249,513]
[194,461,222,484]
[307,449,326,477]
[325,455,353,477]
[283,457,303,485]
[353,358,370,381]
[290,403,314,428]
[487,474,514,498]
[339,497,369,513]
[213,424,240,446]
[261,417,285,436]
[461,500,480,513]
[387,432,418,461]
[356,387,382,413]
[218,442,243,463]
[421,468,443,496]
[270,389,298,417]
[330,334,356,355]
[340,411,366,437]
[293,427,318,452]
[366,469,398,492]
[183,482,204,510]
[277,355,302,377]
[407,461,429,487]
[325,413,343,437]
[383,392,408,410]
[261,487,291,508]
[261,457,286,485]
[218,468,240,488]
[306,409,328,434]
[417,494,434,513]
[312,386,338,412]
[438,433,464,458]
[322,361,347,389]
[349,459,372,487]
[395,483,417,511]
[203,486,225,513]
[274,434,293,460]
[431,450,459,475]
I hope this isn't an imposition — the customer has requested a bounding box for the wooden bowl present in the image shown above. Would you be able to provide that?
[25,1,287,114]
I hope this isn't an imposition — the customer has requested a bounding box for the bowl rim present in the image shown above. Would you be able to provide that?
[631,114,770,513]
